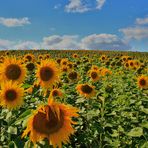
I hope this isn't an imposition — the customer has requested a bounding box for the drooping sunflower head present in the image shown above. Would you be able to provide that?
[22,99,79,148]
[76,84,95,98]
[36,60,60,88]
[0,57,26,83]
[0,81,24,109]
[137,75,148,89]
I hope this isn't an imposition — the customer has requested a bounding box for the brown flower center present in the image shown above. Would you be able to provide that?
[52,90,59,97]
[81,85,93,94]
[40,66,54,81]
[33,105,64,135]
[26,55,32,61]
[130,62,134,66]
[26,63,35,71]
[5,89,17,101]
[91,72,98,79]
[68,72,77,80]
[140,79,146,86]
[5,64,21,80]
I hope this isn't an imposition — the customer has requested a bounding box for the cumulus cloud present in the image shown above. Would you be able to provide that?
[65,0,106,13]
[119,27,148,40]
[0,39,14,49]
[136,17,148,25]
[81,34,130,50]
[0,17,30,27]
[42,35,80,49]
[14,41,40,50]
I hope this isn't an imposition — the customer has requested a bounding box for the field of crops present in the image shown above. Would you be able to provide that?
[0,50,148,148]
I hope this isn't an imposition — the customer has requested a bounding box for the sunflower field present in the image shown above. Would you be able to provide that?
[0,50,148,148]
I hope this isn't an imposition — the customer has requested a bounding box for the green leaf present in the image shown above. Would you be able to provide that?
[127,127,143,137]
[8,126,17,135]
[8,141,17,148]
[141,142,148,148]
[14,109,31,125]
[141,121,148,129]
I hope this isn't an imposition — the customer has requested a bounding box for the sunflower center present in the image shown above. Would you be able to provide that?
[52,90,58,97]
[140,79,146,86]
[40,66,54,81]
[33,105,64,135]
[26,63,35,71]
[81,85,93,94]
[5,64,21,80]
[130,62,133,66]
[5,89,17,101]
[26,56,32,61]
[91,72,97,79]
[68,72,77,80]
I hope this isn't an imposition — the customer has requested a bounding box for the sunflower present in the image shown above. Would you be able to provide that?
[24,54,35,62]
[137,75,148,89]
[128,60,134,68]
[68,71,78,81]
[72,54,78,58]
[76,84,95,98]
[100,55,107,62]
[38,54,44,60]
[101,68,112,76]
[61,58,68,66]
[36,60,60,88]
[89,70,100,82]
[26,62,35,72]
[0,81,24,109]
[91,65,99,71]
[0,57,26,83]
[22,99,79,148]
[49,88,63,99]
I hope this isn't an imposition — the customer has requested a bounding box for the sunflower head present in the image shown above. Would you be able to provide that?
[72,54,78,58]
[22,100,79,148]
[36,60,60,88]
[68,71,78,81]
[49,88,63,100]
[0,57,26,83]
[26,62,35,72]
[89,70,100,82]
[24,54,35,62]
[61,58,68,66]
[0,81,24,109]
[137,75,148,89]
[76,84,95,98]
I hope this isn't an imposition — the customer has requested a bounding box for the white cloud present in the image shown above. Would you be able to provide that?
[96,0,106,9]
[119,27,148,40]
[0,34,131,50]
[14,41,40,50]
[0,17,30,27]
[0,39,14,49]
[54,4,61,9]
[65,0,89,13]
[65,0,106,13]
[136,17,148,25]
[42,35,80,49]
[81,34,130,50]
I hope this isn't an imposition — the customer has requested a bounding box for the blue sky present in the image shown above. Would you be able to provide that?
[0,0,148,51]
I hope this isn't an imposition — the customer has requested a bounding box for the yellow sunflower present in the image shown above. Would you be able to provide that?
[36,60,60,88]
[49,88,63,99]
[91,65,99,71]
[61,58,68,66]
[68,71,79,81]
[0,81,24,109]
[88,70,100,82]
[24,54,35,62]
[0,57,26,83]
[76,84,95,98]
[72,54,78,58]
[101,68,112,76]
[137,75,148,89]
[22,99,79,148]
